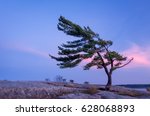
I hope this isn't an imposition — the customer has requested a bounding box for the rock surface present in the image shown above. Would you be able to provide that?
[0,80,150,99]
[58,93,101,99]
[98,91,136,99]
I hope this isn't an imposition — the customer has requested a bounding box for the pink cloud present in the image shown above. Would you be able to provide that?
[122,44,150,68]
[82,43,150,69]
[83,58,92,63]
[4,42,149,68]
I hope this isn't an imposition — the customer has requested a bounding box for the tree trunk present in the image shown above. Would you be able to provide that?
[105,73,112,90]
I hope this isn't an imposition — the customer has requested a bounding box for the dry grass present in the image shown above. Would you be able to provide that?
[115,90,144,97]
[83,86,99,95]
[110,87,150,97]
[0,87,76,99]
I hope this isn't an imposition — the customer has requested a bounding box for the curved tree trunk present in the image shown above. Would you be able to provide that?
[105,73,112,90]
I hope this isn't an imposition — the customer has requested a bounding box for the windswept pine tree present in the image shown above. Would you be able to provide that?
[50,16,133,90]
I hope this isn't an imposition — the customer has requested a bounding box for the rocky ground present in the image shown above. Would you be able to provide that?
[0,80,150,99]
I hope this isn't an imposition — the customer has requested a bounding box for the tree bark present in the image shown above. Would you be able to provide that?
[105,73,112,90]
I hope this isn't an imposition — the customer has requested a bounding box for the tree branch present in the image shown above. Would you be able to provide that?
[104,46,114,68]
[114,58,134,70]
[97,38,114,70]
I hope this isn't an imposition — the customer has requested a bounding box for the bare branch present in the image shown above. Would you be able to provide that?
[113,58,134,70]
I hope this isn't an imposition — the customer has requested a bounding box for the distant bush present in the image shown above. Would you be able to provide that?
[62,79,67,82]
[55,75,64,82]
[45,78,51,82]
[147,88,150,92]
[84,86,99,95]
[54,75,67,83]
[84,81,89,84]
[70,80,74,83]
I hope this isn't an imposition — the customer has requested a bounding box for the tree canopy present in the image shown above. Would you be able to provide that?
[50,16,133,90]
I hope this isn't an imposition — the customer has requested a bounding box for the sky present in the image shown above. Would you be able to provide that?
[0,0,150,85]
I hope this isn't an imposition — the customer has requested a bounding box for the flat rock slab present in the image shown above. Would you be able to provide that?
[97,91,136,99]
[58,93,101,99]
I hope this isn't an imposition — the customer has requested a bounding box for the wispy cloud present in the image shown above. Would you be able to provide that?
[82,43,150,69]
[122,44,150,68]
[3,42,150,68]
[2,43,49,59]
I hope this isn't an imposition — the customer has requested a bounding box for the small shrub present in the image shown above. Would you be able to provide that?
[55,75,64,82]
[84,81,89,84]
[147,88,150,92]
[84,86,99,95]
[63,79,67,82]
[70,80,74,83]
[45,78,50,82]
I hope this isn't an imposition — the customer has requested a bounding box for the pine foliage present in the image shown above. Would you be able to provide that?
[50,16,133,72]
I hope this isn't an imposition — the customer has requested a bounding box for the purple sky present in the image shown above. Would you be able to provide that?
[0,0,150,84]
